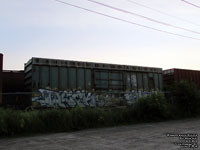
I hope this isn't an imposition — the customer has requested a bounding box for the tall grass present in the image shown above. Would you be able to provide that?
[0,107,137,136]
[0,92,182,137]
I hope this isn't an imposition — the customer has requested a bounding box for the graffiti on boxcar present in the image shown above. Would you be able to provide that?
[32,89,154,108]
[32,89,105,107]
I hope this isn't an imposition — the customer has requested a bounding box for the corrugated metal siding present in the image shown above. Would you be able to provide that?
[143,73,148,90]
[137,73,143,91]
[154,73,159,90]
[50,67,58,89]
[95,70,109,90]
[163,68,200,88]
[109,71,123,90]
[77,68,85,89]
[125,72,131,91]
[159,74,163,90]
[130,73,137,90]
[25,57,164,92]
[41,66,49,89]
[32,66,40,90]
[59,67,68,90]
[148,73,154,90]
[69,68,76,89]
[85,69,91,90]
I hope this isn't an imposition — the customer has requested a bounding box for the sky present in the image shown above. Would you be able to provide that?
[0,0,200,70]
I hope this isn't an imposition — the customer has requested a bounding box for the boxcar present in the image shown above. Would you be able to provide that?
[25,57,163,107]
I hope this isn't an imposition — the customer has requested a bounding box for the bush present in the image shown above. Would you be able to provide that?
[0,109,27,136]
[0,107,138,136]
[0,93,173,137]
[38,109,72,132]
[133,92,170,121]
[169,81,200,117]
[22,110,45,133]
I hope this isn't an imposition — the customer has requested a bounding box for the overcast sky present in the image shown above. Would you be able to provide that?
[1,0,200,70]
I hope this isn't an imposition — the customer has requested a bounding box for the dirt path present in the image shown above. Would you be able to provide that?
[0,118,200,150]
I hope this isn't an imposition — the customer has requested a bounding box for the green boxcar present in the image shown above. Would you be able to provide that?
[24,57,163,93]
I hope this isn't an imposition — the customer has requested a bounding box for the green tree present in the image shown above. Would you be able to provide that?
[170,81,200,117]
[133,92,170,121]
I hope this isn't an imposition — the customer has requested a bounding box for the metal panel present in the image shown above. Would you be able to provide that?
[50,67,58,89]
[95,71,100,79]
[137,73,143,90]
[95,80,108,89]
[125,72,131,90]
[85,69,92,90]
[25,64,32,73]
[109,72,123,90]
[100,71,108,80]
[32,66,40,90]
[130,73,137,90]
[40,66,49,88]
[109,80,121,86]
[143,73,148,90]
[59,67,68,90]
[148,73,153,78]
[94,71,108,89]
[154,73,159,90]
[159,74,163,90]
[77,68,85,90]
[69,68,76,89]
[148,73,154,90]
[110,72,121,80]
[100,71,108,89]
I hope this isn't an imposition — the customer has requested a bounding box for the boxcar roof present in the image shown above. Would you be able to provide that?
[25,57,162,73]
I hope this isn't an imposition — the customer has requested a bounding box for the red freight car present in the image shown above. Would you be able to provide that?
[163,68,200,88]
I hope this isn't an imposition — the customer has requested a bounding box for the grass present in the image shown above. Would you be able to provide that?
[1,91,199,137]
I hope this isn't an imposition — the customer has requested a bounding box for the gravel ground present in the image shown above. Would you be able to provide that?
[0,118,200,150]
